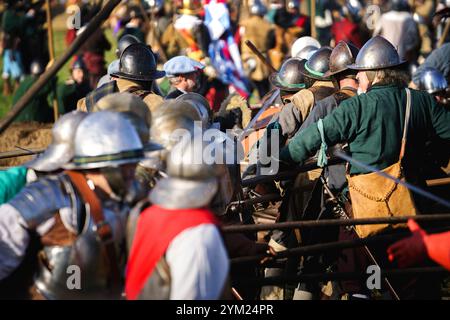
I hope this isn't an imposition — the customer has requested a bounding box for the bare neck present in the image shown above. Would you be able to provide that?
[339,78,358,90]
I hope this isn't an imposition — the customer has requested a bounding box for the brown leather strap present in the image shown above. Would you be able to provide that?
[399,88,412,160]
[64,171,121,290]
[126,86,151,100]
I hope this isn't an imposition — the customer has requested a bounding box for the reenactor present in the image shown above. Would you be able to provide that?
[144,0,171,63]
[77,43,165,113]
[0,111,148,299]
[125,136,230,300]
[239,0,275,98]
[118,6,146,43]
[268,0,310,70]
[57,59,91,114]
[276,47,337,141]
[163,56,205,99]
[1,1,25,95]
[278,36,450,299]
[13,60,55,123]
[160,0,210,61]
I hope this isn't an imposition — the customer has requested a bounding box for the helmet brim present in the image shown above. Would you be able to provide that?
[323,66,350,78]
[269,73,306,92]
[63,156,144,170]
[347,60,407,71]
[110,70,166,82]
[143,141,164,152]
[299,61,332,81]
[24,143,73,172]
[149,177,218,209]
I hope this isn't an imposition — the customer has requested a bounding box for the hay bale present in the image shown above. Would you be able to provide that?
[0,122,52,167]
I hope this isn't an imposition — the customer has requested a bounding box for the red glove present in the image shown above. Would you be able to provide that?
[387,219,428,268]
[422,230,450,271]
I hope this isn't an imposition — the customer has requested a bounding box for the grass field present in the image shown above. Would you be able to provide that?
[0,26,118,119]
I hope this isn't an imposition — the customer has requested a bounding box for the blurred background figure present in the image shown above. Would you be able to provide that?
[239,0,275,99]
[331,0,363,48]
[57,58,91,114]
[118,5,145,43]
[13,60,55,123]
[373,0,421,62]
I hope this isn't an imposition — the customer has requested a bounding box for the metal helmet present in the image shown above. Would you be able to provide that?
[291,36,321,58]
[111,43,166,82]
[93,93,162,152]
[175,93,213,128]
[348,36,406,71]
[287,0,300,10]
[416,67,448,95]
[178,0,202,15]
[295,45,319,60]
[150,100,201,150]
[269,58,306,92]
[63,111,144,170]
[343,0,362,21]
[299,46,333,81]
[150,134,225,209]
[30,60,44,76]
[250,0,267,16]
[144,99,202,171]
[324,41,360,77]
[116,34,141,58]
[25,111,88,172]
[145,0,164,14]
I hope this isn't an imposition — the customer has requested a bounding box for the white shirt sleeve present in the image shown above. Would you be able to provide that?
[0,204,30,281]
[166,224,229,300]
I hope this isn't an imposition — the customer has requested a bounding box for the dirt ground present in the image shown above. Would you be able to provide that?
[0,122,52,168]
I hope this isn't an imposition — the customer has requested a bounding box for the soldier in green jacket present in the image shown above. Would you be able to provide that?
[13,60,55,123]
[280,36,450,184]
[279,36,450,299]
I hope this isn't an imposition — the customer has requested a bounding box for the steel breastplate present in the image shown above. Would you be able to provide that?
[34,215,120,300]
[31,175,127,300]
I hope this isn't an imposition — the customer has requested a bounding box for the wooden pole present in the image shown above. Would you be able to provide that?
[310,0,316,39]
[438,19,450,48]
[0,0,122,136]
[136,0,168,62]
[45,0,59,122]
[244,40,277,73]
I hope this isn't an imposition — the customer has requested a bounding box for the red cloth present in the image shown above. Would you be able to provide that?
[331,19,362,49]
[295,16,308,29]
[424,231,450,271]
[65,29,77,47]
[125,205,218,300]
[387,219,450,271]
[82,52,106,76]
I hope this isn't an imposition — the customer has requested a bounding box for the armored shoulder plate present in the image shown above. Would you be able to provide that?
[9,175,72,229]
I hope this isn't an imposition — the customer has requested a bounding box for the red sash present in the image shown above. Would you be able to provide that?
[125,205,218,300]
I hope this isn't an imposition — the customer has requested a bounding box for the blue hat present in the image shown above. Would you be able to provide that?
[163,56,205,77]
